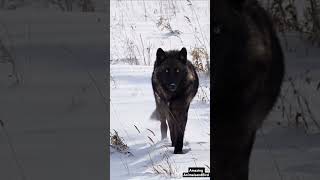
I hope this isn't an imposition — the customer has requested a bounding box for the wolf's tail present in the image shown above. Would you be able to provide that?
[150,109,160,121]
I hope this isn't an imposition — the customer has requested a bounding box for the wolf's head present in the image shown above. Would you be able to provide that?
[214,0,257,31]
[214,0,259,63]
[154,47,188,93]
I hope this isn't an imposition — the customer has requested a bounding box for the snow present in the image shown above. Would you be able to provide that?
[0,0,319,180]
[110,0,210,179]
[110,0,210,66]
[110,0,320,179]
[0,11,108,180]
[248,34,320,179]
[110,65,210,179]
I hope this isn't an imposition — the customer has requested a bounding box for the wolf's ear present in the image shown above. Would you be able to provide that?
[156,48,166,63]
[179,47,187,64]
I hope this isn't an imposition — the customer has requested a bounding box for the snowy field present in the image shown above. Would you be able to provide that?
[0,1,319,180]
[249,34,320,180]
[110,65,210,179]
[0,10,107,179]
[110,0,210,179]
[110,0,320,180]
[110,0,210,66]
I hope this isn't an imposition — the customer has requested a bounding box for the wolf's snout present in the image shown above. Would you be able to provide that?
[168,83,177,91]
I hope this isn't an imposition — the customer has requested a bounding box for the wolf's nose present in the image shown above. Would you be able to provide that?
[168,83,177,91]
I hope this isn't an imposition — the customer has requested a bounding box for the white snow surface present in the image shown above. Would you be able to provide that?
[0,11,107,180]
[0,1,319,180]
[110,0,210,66]
[110,65,210,179]
[110,0,210,179]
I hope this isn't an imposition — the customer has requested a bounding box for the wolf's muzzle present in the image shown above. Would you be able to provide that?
[168,83,177,92]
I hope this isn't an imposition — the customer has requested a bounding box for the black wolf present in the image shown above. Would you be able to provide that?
[151,47,199,154]
[213,0,284,179]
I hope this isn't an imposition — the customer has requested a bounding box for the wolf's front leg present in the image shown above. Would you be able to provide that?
[174,118,187,154]
[167,117,177,147]
[169,103,188,154]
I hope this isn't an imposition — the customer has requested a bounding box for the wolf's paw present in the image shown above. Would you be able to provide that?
[173,148,191,154]
[173,149,183,154]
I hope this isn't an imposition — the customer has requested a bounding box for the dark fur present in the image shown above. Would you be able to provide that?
[213,0,284,179]
[151,47,199,154]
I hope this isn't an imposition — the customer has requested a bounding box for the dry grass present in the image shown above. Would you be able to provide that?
[110,129,131,154]
[276,71,320,133]
[156,16,174,33]
[0,39,20,85]
[149,150,178,178]
[196,84,210,103]
[190,46,209,73]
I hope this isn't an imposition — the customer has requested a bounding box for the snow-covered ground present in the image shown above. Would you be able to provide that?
[110,0,210,179]
[0,1,319,180]
[110,0,210,66]
[249,34,320,180]
[110,0,320,179]
[110,65,210,179]
[0,11,107,180]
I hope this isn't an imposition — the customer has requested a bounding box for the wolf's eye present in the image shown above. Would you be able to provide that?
[175,68,180,73]
[165,69,169,73]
